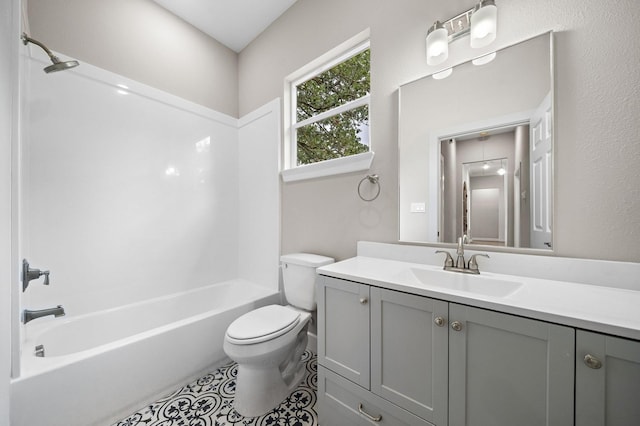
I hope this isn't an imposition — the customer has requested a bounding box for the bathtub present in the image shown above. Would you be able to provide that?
[11,279,280,426]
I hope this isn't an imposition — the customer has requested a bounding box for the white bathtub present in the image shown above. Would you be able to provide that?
[11,279,280,426]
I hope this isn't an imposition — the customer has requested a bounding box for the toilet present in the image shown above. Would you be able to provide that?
[223,253,334,417]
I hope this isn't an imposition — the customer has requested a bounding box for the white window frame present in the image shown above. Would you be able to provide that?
[282,29,374,182]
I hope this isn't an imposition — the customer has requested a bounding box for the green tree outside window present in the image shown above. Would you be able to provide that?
[295,49,370,165]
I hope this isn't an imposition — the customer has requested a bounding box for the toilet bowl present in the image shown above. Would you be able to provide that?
[223,305,311,417]
[223,253,334,417]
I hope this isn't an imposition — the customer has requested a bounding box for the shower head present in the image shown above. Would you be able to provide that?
[21,33,79,73]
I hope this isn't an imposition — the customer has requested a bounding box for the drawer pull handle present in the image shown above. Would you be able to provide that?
[584,354,603,369]
[358,403,382,422]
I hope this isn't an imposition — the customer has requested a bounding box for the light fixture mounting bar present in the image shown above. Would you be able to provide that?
[443,8,474,42]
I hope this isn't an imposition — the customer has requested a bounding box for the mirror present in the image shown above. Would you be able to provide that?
[399,32,554,250]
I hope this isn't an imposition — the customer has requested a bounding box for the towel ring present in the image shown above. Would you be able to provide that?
[358,174,380,202]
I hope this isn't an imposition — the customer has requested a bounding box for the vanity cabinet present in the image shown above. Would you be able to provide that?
[317,276,441,425]
[448,303,574,426]
[575,331,640,426]
[317,275,575,426]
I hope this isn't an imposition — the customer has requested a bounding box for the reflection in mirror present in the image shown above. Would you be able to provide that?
[399,32,553,251]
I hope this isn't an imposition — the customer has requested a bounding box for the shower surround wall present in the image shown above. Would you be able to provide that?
[19,50,280,344]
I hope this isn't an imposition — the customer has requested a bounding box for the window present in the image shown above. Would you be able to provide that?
[283,31,372,181]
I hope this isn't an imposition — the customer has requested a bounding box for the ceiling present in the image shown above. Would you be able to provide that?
[152,0,299,52]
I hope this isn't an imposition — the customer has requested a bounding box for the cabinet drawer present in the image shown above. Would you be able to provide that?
[318,365,433,426]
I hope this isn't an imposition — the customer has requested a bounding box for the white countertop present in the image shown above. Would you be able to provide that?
[318,256,640,341]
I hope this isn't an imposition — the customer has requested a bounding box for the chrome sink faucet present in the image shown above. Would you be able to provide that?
[436,235,490,275]
[23,305,65,324]
[456,234,469,269]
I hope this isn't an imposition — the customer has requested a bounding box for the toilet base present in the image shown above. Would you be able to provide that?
[234,361,306,417]
[232,329,308,417]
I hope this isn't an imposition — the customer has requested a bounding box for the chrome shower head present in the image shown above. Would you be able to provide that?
[21,33,79,73]
[43,58,80,74]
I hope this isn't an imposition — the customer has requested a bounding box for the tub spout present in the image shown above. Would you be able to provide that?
[23,305,65,324]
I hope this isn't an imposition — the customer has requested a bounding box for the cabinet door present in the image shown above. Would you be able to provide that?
[370,287,448,425]
[448,304,574,426]
[576,330,640,426]
[317,276,370,389]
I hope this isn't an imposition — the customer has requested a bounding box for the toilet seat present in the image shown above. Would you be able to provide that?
[226,305,301,345]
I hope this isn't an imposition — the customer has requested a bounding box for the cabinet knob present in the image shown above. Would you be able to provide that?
[434,316,446,327]
[584,354,603,369]
[451,321,463,332]
[359,297,368,305]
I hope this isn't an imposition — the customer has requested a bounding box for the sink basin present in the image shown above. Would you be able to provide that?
[409,267,523,298]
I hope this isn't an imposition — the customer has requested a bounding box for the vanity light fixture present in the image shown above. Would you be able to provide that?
[472,51,497,66]
[470,0,498,48]
[426,21,448,65]
[426,0,498,64]
[432,67,453,80]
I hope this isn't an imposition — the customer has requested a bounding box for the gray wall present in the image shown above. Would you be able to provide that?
[453,134,515,245]
[26,0,239,117]
[514,125,531,247]
[240,0,640,262]
[23,0,640,263]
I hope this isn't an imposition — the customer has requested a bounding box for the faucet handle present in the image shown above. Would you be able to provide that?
[22,259,51,291]
[468,253,490,272]
[435,250,455,268]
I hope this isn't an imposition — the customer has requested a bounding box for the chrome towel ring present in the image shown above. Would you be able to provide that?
[358,174,380,202]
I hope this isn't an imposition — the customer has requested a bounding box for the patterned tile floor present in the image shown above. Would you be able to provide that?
[113,351,317,426]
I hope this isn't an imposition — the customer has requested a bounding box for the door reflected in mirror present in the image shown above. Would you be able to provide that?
[399,32,554,250]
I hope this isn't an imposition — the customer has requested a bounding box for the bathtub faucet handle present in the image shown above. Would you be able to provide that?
[22,259,51,291]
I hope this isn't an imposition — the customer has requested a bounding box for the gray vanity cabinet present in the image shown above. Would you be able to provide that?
[575,331,640,426]
[448,303,575,426]
[317,276,437,425]
[317,275,577,426]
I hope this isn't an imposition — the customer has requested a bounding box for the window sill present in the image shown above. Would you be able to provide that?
[281,151,375,183]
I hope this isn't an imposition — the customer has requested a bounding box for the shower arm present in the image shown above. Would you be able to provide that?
[21,33,63,63]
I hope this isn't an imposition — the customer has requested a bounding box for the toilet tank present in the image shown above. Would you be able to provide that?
[281,253,334,311]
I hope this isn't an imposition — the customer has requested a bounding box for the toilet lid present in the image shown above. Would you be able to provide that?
[226,305,301,345]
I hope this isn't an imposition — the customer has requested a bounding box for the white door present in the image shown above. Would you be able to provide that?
[530,92,552,249]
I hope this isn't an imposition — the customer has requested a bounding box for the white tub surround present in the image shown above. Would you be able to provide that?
[318,242,640,340]
[12,280,279,426]
[21,49,279,316]
[14,49,282,426]
[316,242,640,426]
